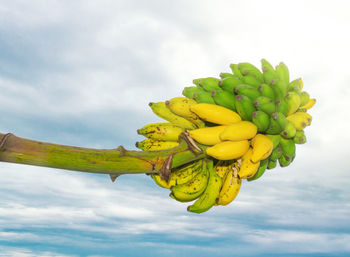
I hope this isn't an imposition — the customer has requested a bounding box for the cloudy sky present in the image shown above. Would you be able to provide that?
[0,0,350,256]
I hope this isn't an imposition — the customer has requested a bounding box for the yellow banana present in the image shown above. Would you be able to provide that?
[217,167,241,206]
[190,103,242,125]
[219,121,258,141]
[214,160,234,178]
[149,102,197,130]
[136,139,179,151]
[170,161,209,202]
[206,140,250,160]
[239,148,261,179]
[137,122,183,141]
[300,98,316,110]
[286,112,312,130]
[166,97,205,128]
[152,160,203,189]
[251,134,274,163]
[188,125,227,145]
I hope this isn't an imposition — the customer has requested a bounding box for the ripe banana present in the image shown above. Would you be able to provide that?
[189,125,227,145]
[206,140,250,160]
[190,103,241,125]
[286,112,312,130]
[251,134,274,162]
[239,148,261,179]
[300,98,316,110]
[136,139,179,151]
[220,121,258,141]
[247,158,268,182]
[216,167,241,205]
[137,122,183,141]
[214,160,234,178]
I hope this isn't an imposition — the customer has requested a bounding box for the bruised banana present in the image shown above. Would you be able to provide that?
[239,148,261,179]
[214,160,234,178]
[137,122,183,141]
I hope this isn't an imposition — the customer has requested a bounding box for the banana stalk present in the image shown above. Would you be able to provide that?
[0,132,206,179]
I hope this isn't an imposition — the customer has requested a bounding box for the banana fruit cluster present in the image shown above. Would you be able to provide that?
[135,59,316,214]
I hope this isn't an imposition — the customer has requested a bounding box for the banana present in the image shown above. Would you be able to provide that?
[196,77,221,92]
[230,63,243,78]
[214,160,234,178]
[269,146,283,161]
[189,125,227,145]
[239,148,261,179]
[182,86,202,99]
[220,121,258,141]
[288,78,303,91]
[206,140,250,160]
[254,96,276,115]
[235,95,256,121]
[252,111,270,132]
[251,134,274,162]
[220,72,235,79]
[265,134,281,149]
[279,137,296,161]
[216,168,241,206]
[241,75,262,88]
[193,90,216,104]
[278,153,294,167]
[293,130,307,144]
[299,91,310,106]
[266,112,287,134]
[286,112,312,130]
[262,65,279,86]
[300,98,316,110]
[136,139,179,151]
[258,84,275,100]
[238,62,264,82]
[275,62,289,86]
[261,58,274,70]
[152,160,203,189]
[188,160,223,213]
[166,97,205,128]
[267,158,277,169]
[137,122,183,141]
[219,76,242,93]
[285,92,301,116]
[211,90,236,111]
[234,84,261,101]
[190,103,241,125]
[247,158,268,182]
[170,161,209,202]
[275,98,289,116]
[280,120,296,139]
[149,102,197,130]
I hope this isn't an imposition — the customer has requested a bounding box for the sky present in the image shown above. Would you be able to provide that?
[0,0,350,256]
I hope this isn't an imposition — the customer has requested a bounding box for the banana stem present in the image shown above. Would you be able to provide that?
[0,133,206,175]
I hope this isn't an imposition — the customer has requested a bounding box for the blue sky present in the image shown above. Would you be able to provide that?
[0,0,350,256]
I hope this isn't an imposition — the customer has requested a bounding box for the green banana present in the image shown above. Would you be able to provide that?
[293,130,306,144]
[235,94,256,121]
[247,158,268,182]
[279,137,296,161]
[187,160,223,213]
[234,84,260,101]
[149,102,197,130]
[300,91,310,106]
[170,161,209,202]
[261,59,274,70]
[230,64,243,78]
[196,77,221,92]
[182,86,202,99]
[285,92,301,116]
[266,112,287,134]
[193,90,216,104]
[280,120,296,139]
[220,72,234,79]
[258,84,275,100]
[241,75,262,87]
[275,98,289,116]
[152,160,203,189]
[252,111,270,132]
[288,78,303,91]
[269,146,283,161]
[267,159,277,169]
[262,65,279,86]
[211,90,236,111]
[265,134,281,149]
[137,122,184,141]
[136,139,179,151]
[238,62,264,82]
[278,154,294,167]
[275,62,289,86]
[254,96,276,115]
[219,76,242,93]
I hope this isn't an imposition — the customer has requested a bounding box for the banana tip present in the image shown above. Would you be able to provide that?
[148,102,153,107]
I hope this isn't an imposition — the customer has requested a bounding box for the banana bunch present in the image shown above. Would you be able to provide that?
[135,59,316,214]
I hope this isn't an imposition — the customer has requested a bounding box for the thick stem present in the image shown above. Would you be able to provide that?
[0,133,206,175]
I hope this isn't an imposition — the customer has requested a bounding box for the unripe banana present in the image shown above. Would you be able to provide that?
[267,158,277,169]
[280,120,297,139]
[182,86,202,99]
[230,63,243,78]
[261,58,274,70]
[216,168,241,206]
[258,84,275,100]
[149,102,197,130]
[188,160,222,213]
[190,103,241,125]
[220,72,235,79]
[239,148,261,179]
[235,95,256,121]
[251,134,274,162]
[275,62,289,85]
[219,76,242,93]
[137,122,183,141]
[241,75,262,87]
[193,90,216,104]
[275,98,289,116]
[269,146,283,161]
[278,153,294,167]
[293,130,307,144]
[288,78,303,91]
[300,98,316,110]
[299,91,311,106]
[206,140,250,160]
[189,125,227,145]
[211,90,236,111]
[285,92,301,116]
[195,77,221,92]
[252,111,270,132]
[265,134,281,149]
[266,112,287,135]
[238,62,264,82]
[234,84,261,101]
[220,121,258,141]
[136,139,179,151]
[254,96,276,115]
[279,137,296,161]
[166,97,205,128]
